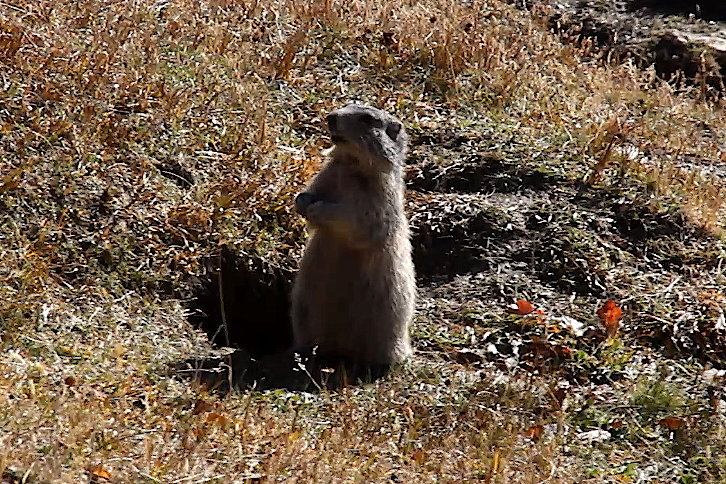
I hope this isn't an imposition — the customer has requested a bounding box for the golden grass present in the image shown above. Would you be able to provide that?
[1,0,726,482]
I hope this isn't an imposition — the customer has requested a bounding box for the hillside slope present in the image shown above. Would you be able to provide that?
[1,0,725,482]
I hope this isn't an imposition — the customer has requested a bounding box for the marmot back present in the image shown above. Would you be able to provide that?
[291,103,416,367]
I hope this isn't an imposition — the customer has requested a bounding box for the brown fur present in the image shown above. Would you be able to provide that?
[291,103,416,366]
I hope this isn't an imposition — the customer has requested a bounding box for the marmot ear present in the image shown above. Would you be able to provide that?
[385,121,402,141]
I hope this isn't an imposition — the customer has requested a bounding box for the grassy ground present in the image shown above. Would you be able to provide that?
[1,0,725,482]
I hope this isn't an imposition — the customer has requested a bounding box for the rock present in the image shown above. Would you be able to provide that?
[654,30,726,94]
[667,29,726,55]
[628,1,726,21]
[527,0,726,97]
[577,429,612,443]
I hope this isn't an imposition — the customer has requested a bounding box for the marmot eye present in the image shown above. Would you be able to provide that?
[385,121,402,141]
[360,113,383,128]
[359,113,374,123]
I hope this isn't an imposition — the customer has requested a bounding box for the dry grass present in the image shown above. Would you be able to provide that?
[1,0,726,482]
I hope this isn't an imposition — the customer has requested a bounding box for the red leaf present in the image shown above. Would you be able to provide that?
[597,300,623,338]
[658,416,684,430]
[507,299,535,316]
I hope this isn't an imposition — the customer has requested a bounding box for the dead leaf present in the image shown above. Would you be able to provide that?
[193,399,213,415]
[597,300,623,338]
[578,429,611,443]
[698,289,724,303]
[453,348,485,364]
[558,316,586,336]
[113,343,126,359]
[507,299,535,316]
[492,451,502,473]
[551,388,567,411]
[90,466,111,481]
[206,412,229,429]
[381,31,396,47]
[411,448,425,464]
[658,416,684,430]
[524,424,544,442]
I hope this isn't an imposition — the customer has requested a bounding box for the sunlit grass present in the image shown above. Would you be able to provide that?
[1,0,725,482]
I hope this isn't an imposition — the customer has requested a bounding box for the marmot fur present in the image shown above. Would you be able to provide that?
[291,103,416,366]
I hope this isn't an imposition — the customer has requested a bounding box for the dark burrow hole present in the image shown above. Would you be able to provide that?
[610,201,719,270]
[187,222,505,354]
[627,0,726,20]
[413,232,490,279]
[412,216,515,279]
[547,14,618,49]
[157,158,195,189]
[641,327,726,369]
[180,246,396,391]
[512,242,608,298]
[407,156,565,194]
[653,33,726,98]
[541,2,726,98]
[186,245,294,358]
[612,202,687,243]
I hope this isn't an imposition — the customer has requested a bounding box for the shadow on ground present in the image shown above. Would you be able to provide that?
[173,348,393,393]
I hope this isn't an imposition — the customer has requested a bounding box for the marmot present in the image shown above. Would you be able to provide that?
[291,103,416,367]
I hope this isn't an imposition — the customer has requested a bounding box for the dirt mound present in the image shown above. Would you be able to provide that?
[525,0,726,98]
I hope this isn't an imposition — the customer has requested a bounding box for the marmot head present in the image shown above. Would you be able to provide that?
[327,103,408,171]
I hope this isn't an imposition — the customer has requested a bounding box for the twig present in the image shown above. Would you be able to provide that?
[217,253,230,348]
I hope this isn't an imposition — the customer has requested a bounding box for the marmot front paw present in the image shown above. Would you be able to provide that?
[294,192,319,216]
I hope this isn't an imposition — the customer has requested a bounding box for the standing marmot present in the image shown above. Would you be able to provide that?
[291,103,416,367]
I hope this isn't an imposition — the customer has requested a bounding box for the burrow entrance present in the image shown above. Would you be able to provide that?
[187,245,294,358]
[184,231,477,358]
